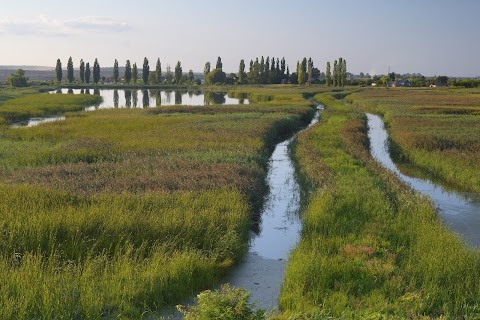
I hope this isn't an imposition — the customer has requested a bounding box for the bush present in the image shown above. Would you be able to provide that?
[177,284,266,320]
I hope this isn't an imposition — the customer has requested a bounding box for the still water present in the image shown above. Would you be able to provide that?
[52,89,249,109]
[367,113,480,247]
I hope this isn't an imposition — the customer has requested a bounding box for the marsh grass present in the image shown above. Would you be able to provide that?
[348,87,480,193]
[0,87,315,318]
[0,93,102,123]
[278,92,480,319]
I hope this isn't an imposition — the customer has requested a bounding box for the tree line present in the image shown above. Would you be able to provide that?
[54,56,347,86]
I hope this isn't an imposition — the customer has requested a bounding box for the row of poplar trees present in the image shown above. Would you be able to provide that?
[55,57,178,85]
[326,57,347,87]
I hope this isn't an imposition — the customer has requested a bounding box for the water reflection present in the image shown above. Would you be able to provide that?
[51,89,249,109]
[125,90,131,108]
[113,90,119,108]
[367,113,480,247]
[67,89,74,94]
[175,91,182,105]
[143,90,150,108]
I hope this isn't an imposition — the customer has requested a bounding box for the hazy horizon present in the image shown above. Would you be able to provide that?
[1,0,479,77]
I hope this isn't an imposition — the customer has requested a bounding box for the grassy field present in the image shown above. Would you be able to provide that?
[278,92,480,319]
[0,86,315,318]
[347,87,480,193]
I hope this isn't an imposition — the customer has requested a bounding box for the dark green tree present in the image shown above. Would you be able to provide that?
[333,60,338,87]
[125,60,132,84]
[93,58,100,84]
[174,61,182,83]
[113,59,119,84]
[142,57,150,85]
[80,59,85,83]
[326,62,331,87]
[55,59,62,82]
[204,62,211,81]
[67,56,74,83]
[132,63,138,84]
[281,57,286,79]
[260,56,265,83]
[206,68,226,84]
[341,59,347,87]
[7,69,28,87]
[337,58,343,87]
[85,62,91,84]
[188,69,194,82]
[265,57,270,84]
[388,72,396,81]
[301,58,307,84]
[238,59,246,84]
[215,57,222,70]
[297,61,305,85]
[156,58,162,84]
[307,58,313,84]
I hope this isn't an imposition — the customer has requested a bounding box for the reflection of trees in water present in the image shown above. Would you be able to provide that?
[142,90,150,108]
[204,92,226,105]
[132,90,138,108]
[85,89,91,95]
[80,89,84,94]
[113,89,119,108]
[228,92,248,104]
[67,89,74,94]
[125,90,132,108]
[56,89,62,94]
[188,91,194,98]
[93,89,100,95]
[165,90,172,104]
[175,91,182,105]
[153,90,161,107]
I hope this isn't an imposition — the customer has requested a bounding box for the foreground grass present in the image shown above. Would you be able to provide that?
[279,92,480,319]
[0,87,314,318]
[348,87,480,193]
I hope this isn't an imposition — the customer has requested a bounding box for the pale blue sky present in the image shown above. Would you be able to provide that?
[1,0,478,76]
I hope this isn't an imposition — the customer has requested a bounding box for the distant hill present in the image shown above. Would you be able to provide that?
[0,65,118,81]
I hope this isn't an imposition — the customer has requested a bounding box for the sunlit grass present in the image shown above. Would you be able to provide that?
[0,87,315,318]
[348,87,480,193]
[278,92,480,319]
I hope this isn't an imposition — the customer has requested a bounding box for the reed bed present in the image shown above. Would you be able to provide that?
[278,92,480,319]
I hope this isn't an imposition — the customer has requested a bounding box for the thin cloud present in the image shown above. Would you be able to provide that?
[0,15,130,36]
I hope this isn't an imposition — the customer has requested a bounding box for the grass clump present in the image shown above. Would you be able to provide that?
[177,284,266,320]
[278,92,480,319]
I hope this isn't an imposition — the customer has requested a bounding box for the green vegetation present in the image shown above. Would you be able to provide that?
[7,69,29,88]
[279,92,480,319]
[348,87,480,193]
[0,93,101,123]
[0,87,314,318]
[177,284,266,320]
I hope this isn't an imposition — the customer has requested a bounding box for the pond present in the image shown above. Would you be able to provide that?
[51,89,249,109]
[367,113,480,247]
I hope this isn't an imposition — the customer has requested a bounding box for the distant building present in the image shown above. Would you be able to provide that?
[387,80,411,87]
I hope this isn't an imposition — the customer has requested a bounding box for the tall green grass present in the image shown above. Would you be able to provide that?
[348,87,480,193]
[279,92,480,319]
[0,88,315,318]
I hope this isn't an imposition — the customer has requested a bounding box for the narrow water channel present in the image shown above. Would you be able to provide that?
[160,104,322,319]
[367,113,480,247]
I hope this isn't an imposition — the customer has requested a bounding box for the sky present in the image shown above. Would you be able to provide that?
[0,0,479,77]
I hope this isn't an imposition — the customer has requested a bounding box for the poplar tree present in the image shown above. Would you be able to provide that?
[281,57,286,78]
[307,58,313,84]
[188,69,194,82]
[85,62,91,84]
[142,57,149,85]
[341,59,347,87]
[113,59,119,84]
[301,58,307,84]
[333,60,338,87]
[156,58,162,84]
[125,60,132,84]
[326,61,331,87]
[216,57,222,70]
[174,61,182,83]
[80,59,85,83]
[265,57,270,84]
[204,62,211,80]
[238,59,246,84]
[337,58,343,87]
[93,58,100,84]
[132,63,138,84]
[67,56,74,83]
[55,59,62,82]
[260,56,265,84]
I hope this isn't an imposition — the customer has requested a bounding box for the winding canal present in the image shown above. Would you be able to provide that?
[367,113,480,247]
